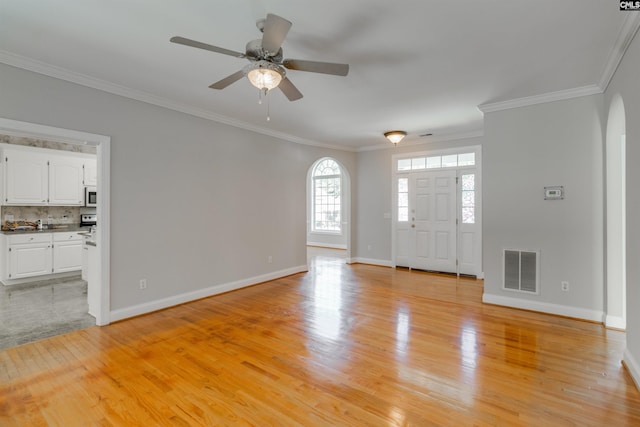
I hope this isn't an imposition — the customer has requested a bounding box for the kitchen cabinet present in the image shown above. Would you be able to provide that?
[1,144,95,206]
[82,238,88,281]
[6,234,53,280]
[0,231,83,284]
[49,155,84,205]
[4,149,49,205]
[83,158,98,186]
[87,242,99,317]
[53,232,83,273]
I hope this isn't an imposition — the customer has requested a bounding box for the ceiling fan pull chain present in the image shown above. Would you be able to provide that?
[266,90,271,121]
[258,88,263,105]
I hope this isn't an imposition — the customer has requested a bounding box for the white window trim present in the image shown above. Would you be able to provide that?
[311,162,342,233]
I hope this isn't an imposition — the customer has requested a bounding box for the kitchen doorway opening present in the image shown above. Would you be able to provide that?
[0,118,111,328]
[306,157,351,266]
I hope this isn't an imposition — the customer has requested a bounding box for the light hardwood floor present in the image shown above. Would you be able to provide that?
[1,259,639,426]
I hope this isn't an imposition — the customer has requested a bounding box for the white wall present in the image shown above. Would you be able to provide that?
[0,62,356,317]
[605,26,640,387]
[354,137,484,265]
[482,95,605,321]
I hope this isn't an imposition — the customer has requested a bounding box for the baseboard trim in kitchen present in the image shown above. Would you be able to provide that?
[109,265,309,323]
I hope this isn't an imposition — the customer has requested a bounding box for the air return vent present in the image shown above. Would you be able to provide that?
[503,249,540,294]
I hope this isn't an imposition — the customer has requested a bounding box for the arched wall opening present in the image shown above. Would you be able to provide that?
[605,93,627,329]
[306,157,351,264]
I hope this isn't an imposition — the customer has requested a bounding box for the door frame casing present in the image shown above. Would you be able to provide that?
[391,145,482,277]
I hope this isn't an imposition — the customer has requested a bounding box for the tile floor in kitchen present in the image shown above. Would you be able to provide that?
[0,275,95,350]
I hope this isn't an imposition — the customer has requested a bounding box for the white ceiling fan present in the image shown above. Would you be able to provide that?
[170,13,350,101]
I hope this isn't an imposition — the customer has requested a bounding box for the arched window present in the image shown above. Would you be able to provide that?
[312,159,341,232]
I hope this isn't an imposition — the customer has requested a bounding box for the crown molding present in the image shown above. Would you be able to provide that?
[599,12,640,91]
[479,13,640,114]
[0,50,354,152]
[356,130,484,152]
[477,85,602,114]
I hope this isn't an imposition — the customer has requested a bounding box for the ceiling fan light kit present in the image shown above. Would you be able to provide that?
[384,130,407,145]
[245,61,284,91]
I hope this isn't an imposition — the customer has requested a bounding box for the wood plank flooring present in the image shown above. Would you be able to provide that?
[1,259,639,426]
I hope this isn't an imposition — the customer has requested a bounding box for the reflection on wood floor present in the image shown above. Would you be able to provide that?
[307,245,347,268]
[1,257,639,426]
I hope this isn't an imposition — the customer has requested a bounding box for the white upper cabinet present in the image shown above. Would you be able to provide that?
[49,155,84,205]
[1,144,95,206]
[5,149,49,205]
[83,158,97,186]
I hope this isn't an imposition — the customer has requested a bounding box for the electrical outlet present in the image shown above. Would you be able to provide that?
[267,255,273,263]
[561,281,569,292]
[139,278,147,290]
[367,245,372,251]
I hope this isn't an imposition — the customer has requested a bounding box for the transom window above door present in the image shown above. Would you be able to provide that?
[397,152,475,171]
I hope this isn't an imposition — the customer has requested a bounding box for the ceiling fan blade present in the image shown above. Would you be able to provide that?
[278,77,303,101]
[261,14,292,55]
[209,70,246,89]
[283,59,349,76]
[170,36,246,58]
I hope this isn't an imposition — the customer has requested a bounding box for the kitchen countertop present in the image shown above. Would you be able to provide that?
[0,225,92,235]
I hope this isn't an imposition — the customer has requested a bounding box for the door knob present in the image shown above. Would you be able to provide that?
[411,224,415,228]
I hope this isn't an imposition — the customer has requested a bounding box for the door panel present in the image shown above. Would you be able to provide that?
[408,170,457,273]
[436,232,450,260]
[416,231,429,258]
[460,232,474,264]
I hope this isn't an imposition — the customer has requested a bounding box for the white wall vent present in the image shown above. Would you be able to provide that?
[503,249,540,294]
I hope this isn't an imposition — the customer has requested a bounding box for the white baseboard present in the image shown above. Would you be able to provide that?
[1,270,80,286]
[482,293,604,322]
[605,314,626,330]
[110,265,308,322]
[624,347,640,391]
[307,242,347,249]
[351,257,393,267]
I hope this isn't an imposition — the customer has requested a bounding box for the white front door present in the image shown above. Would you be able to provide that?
[404,170,457,273]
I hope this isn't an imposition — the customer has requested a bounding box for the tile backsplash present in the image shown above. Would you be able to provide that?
[0,134,97,154]
[2,206,96,226]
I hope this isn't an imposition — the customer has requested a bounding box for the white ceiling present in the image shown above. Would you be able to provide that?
[0,1,631,150]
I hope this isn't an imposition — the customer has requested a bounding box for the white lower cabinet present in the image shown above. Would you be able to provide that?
[7,234,53,280]
[53,232,83,273]
[1,232,83,283]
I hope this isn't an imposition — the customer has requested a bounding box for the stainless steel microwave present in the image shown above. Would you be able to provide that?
[85,186,97,207]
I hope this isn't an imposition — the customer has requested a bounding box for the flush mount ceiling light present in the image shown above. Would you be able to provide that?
[384,130,407,146]
[244,60,285,91]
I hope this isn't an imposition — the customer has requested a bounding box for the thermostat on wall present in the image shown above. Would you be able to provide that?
[544,186,564,200]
